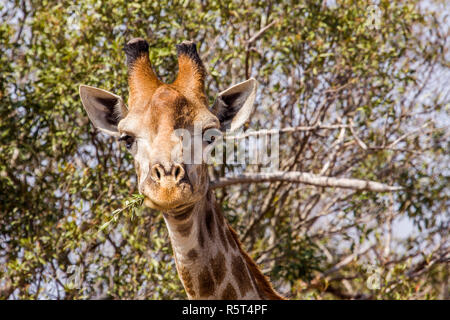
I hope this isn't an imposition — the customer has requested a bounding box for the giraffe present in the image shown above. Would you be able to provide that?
[79,38,284,300]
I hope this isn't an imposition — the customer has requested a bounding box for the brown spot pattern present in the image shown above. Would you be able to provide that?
[205,208,215,239]
[175,220,193,237]
[218,225,228,252]
[187,249,198,261]
[214,204,228,251]
[221,283,238,300]
[226,229,238,250]
[231,255,253,297]
[215,203,224,225]
[180,265,195,297]
[227,225,286,300]
[198,223,205,248]
[198,267,215,297]
[211,252,226,286]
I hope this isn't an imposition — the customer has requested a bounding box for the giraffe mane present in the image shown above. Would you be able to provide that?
[226,223,286,300]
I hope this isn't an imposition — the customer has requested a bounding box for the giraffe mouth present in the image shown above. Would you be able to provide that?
[166,203,195,218]
[142,180,196,211]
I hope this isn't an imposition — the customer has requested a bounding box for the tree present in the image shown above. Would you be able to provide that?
[0,0,448,299]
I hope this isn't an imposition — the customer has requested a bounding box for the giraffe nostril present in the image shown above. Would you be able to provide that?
[151,164,164,182]
[172,164,185,182]
[150,163,184,184]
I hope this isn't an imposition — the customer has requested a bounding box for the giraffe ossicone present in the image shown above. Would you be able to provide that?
[79,38,284,300]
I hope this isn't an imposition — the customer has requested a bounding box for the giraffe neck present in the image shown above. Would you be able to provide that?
[162,190,283,300]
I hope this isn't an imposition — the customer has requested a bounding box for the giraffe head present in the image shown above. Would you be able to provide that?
[79,38,257,213]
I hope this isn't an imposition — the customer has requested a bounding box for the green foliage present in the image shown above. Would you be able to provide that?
[271,235,323,283]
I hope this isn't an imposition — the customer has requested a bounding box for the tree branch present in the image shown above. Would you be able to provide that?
[245,20,277,46]
[210,171,403,192]
[224,124,352,140]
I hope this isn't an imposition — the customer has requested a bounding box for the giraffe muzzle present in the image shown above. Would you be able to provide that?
[150,163,185,185]
[142,162,195,211]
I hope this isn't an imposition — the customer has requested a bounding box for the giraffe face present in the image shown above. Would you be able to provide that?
[79,38,257,213]
[116,84,219,211]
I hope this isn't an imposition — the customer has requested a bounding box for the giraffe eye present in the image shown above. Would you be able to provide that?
[119,134,135,150]
[203,127,221,145]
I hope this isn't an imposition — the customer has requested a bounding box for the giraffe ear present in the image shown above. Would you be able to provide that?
[211,78,257,132]
[79,85,128,137]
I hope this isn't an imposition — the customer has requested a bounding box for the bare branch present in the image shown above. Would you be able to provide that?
[210,171,403,192]
[349,119,368,150]
[320,124,347,175]
[245,20,277,46]
[322,245,375,277]
[225,124,352,140]
[388,121,431,148]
